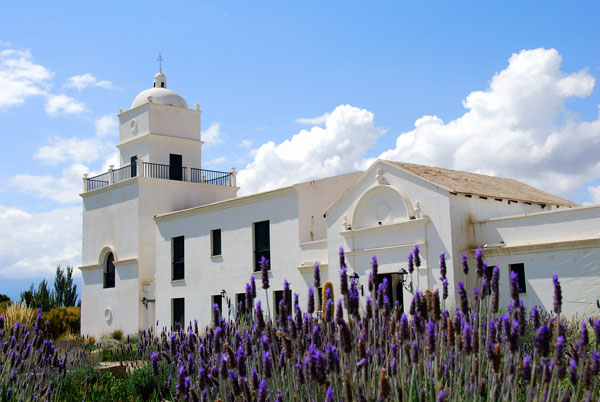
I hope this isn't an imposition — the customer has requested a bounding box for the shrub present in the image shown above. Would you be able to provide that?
[42,306,81,339]
[2,302,36,329]
[111,329,124,341]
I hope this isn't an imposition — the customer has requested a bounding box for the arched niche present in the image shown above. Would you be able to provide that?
[352,185,414,229]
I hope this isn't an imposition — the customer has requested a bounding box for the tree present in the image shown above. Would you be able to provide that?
[20,280,52,311]
[0,294,9,303]
[54,265,78,307]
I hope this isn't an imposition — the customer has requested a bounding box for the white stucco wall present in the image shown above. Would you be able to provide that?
[472,205,600,317]
[326,161,454,309]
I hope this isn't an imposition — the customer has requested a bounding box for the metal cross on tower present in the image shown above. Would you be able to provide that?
[157,53,164,72]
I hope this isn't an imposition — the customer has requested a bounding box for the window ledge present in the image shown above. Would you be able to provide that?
[171,279,186,283]
[210,254,222,259]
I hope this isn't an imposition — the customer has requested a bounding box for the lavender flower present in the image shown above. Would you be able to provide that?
[307,287,315,314]
[437,389,445,402]
[283,280,291,309]
[591,350,599,376]
[461,252,469,276]
[325,298,333,322]
[408,252,414,274]
[250,275,257,298]
[569,359,577,387]
[440,251,447,280]
[371,255,378,284]
[245,283,253,311]
[151,352,159,376]
[553,274,562,315]
[509,271,520,308]
[458,281,469,315]
[260,256,270,289]
[366,296,373,320]
[463,323,472,354]
[314,262,321,288]
[535,325,551,357]
[426,320,436,354]
[340,266,349,296]
[413,244,421,268]
[257,380,268,402]
[475,247,484,277]
[325,387,334,402]
[339,247,346,268]
[443,278,448,300]
[263,351,272,379]
[522,356,532,384]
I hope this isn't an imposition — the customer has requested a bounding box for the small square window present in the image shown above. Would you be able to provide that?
[211,229,222,256]
[509,263,527,293]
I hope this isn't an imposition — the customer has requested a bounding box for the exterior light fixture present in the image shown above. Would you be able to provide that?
[398,267,413,293]
[220,289,227,298]
[350,272,364,296]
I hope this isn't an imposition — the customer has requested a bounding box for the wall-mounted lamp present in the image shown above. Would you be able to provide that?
[398,267,414,294]
[220,289,227,298]
[350,272,364,296]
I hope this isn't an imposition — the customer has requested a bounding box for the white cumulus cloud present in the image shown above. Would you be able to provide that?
[588,186,600,204]
[0,49,52,109]
[202,122,223,145]
[363,48,600,199]
[238,105,386,194]
[11,163,89,203]
[45,93,88,115]
[295,112,330,125]
[65,73,115,91]
[0,205,81,279]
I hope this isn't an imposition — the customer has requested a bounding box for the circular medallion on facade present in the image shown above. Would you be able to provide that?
[130,119,138,136]
[104,307,112,322]
[376,202,391,222]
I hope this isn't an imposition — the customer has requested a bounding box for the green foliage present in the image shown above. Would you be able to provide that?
[42,306,81,339]
[53,265,78,307]
[20,279,52,311]
[56,363,172,401]
[111,329,124,341]
[19,266,79,311]
[0,294,9,303]
[0,301,11,311]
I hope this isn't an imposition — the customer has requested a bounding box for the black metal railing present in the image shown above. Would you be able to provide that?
[112,164,133,183]
[191,168,232,186]
[86,172,109,191]
[84,162,233,192]
[143,162,187,181]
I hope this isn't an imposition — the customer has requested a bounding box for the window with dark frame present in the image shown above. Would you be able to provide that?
[253,220,270,272]
[509,263,527,293]
[172,298,185,329]
[274,289,292,320]
[236,293,246,317]
[211,229,222,256]
[172,236,185,281]
[103,252,115,289]
[212,295,223,318]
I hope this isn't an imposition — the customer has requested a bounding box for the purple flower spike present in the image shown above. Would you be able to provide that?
[257,380,268,402]
[339,247,346,268]
[553,274,562,315]
[426,320,436,354]
[408,252,414,274]
[263,351,272,379]
[591,350,599,376]
[250,275,257,298]
[260,256,270,289]
[509,271,519,308]
[569,359,577,387]
[371,255,379,284]
[151,352,159,376]
[535,325,551,357]
[325,387,334,402]
[308,287,315,314]
[340,266,349,296]
[475,247,484,277]
[314,262,321,288]
[440,252,447,280]
[443,278,448,300]
[522,356,532,384]
[437,389,445,402]
[461,253,468,276]
[458,281,469,314]
[413,244,421,268]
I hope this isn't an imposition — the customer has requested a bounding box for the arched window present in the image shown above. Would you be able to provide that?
[104,252,115,288]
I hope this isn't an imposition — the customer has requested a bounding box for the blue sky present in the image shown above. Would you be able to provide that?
[1,1,599,300]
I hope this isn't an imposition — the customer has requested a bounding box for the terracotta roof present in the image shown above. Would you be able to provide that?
[385,161,578,207]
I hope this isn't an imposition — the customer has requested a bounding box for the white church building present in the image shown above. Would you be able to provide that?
[79,70,600,337]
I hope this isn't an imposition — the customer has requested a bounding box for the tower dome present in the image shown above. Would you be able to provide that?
[130,69,188,109]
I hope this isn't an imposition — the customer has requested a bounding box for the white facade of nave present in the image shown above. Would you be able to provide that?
[79,71,600,337]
